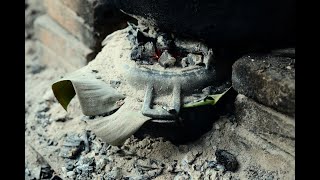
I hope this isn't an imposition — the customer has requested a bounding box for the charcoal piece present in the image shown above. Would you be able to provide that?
[156,33,173,52]
[77,157,95,166]
[127,34,137,45]
[174,38,209,54]
[66,162,75,171]
[75,157,95,178]
[215,149,238,172]
[31,65,46,74]
[104,167,122,179]
[126,23,138,45]
[40,164,54,179]
[75,164,94,174]
[181,57,188,68]
[131,45,143,60]
[203,49,214,69]
[59,134,85,159]
[96,157,109,172]
[59,145,84,159]
[110,80,121,88]
[137,30,154,43]
[187,53,203,65]
[47,139,54,146]
[158,50,176,68]
[131,42,156,62]
[174,172,191,180]
[143,169,163,179]
[207,161,217,168]
[143,42,156,58]
[62,137,83,147]
[207,161,226,172]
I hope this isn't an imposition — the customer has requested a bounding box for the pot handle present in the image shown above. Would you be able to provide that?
[142,83,181,119]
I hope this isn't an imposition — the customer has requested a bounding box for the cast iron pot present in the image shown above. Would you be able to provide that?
[112,0,295,49]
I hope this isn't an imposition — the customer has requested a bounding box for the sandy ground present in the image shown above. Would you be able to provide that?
[25,1,294,179]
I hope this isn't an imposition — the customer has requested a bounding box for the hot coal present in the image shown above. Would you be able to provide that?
[131,42,156,61]
[158,50,176,68]
[128,24,214,69]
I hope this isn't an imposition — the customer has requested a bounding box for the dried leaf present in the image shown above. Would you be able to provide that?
[52,69,125,116]
[86,98,151,146]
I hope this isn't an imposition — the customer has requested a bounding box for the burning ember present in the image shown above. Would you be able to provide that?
[127,23,214,69]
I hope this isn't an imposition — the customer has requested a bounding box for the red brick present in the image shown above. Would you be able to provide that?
[60,0,134,48]
[34,15,92,70]
[43,0,96,49]
[59,0,95,26]
[37,41,76,72]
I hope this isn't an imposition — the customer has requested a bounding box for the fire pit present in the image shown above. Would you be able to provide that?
[113,23,218,119]
[107,0,295,120]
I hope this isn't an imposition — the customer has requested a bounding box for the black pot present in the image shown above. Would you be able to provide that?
[113,0,295,49]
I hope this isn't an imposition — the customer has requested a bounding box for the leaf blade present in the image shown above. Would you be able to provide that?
[183,87,232,108]
[51,70,125,116]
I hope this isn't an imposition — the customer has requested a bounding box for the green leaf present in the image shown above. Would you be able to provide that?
[52,80,76,111]
[183,87,232,108]
[52,69,126,116]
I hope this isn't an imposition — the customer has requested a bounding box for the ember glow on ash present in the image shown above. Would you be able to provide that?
[127,23,213,69]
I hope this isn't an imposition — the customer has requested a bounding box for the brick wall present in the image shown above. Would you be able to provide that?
[35,0,135,72]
